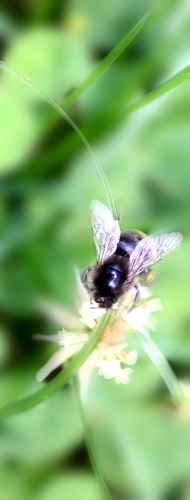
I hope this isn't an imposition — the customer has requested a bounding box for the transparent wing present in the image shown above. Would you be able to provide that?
[90,200,121,263]
[150,232,183,262]
[128,237,157,279]
[129,232,182,279]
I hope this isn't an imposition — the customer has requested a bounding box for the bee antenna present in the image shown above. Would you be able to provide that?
[0,61,118,218]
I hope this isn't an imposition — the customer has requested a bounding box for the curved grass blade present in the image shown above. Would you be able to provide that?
[126,65,190,115]
[135,329,183,405]
[63,12,150,109]
[0,312,111,419]
[0,61,117,218]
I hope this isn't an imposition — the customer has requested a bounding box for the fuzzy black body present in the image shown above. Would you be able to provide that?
[91,231,145,308]
[93,254,130,308]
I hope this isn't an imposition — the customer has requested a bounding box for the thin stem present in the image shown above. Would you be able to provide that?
[0,311,112,419]
[135,329,183,405]
[73,376,112,500]
[0,61,117,218]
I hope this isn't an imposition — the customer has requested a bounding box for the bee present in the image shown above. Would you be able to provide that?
[82,200,183,309]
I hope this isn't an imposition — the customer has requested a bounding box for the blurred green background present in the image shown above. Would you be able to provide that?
[0,0,190,499]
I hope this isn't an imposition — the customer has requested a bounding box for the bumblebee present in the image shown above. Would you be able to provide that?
[82,201,182,309]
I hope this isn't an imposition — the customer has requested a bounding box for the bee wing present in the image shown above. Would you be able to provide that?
[129,232,182,280]
[150,232,183,262]
[90,200,121,263]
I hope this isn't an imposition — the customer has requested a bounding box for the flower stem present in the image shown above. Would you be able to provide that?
[0,311,112,419]
[73,376,112,500]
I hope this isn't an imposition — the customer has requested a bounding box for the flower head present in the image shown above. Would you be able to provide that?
[35,269,162,398]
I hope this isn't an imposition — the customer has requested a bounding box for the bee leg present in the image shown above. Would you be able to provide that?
[81,268,94,292]
[81,268,89,289]
[125,284,140,313]
[134,283,140,303]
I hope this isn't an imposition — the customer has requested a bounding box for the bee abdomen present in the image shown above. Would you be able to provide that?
[116,230,145,257]
[93,255,129,307]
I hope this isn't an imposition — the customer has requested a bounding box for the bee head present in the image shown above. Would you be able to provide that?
[94,293,117,309]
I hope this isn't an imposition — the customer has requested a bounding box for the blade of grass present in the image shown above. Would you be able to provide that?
[125,65,190,114]
[73,376,112,500]
[0,311,112,419]
[135,329,183,405]
[22,65,190,182]
[62,12,150,109]
[34,64,190,173]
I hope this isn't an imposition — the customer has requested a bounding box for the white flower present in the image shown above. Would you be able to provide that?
[35,269,161,397]
[126,298,163,334]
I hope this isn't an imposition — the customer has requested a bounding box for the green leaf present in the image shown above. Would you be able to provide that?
[0,390,82,463]
[38,473,105,500]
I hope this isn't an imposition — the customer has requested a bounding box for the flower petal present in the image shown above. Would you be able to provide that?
[36,349,66,382]
[115,367,133,385]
